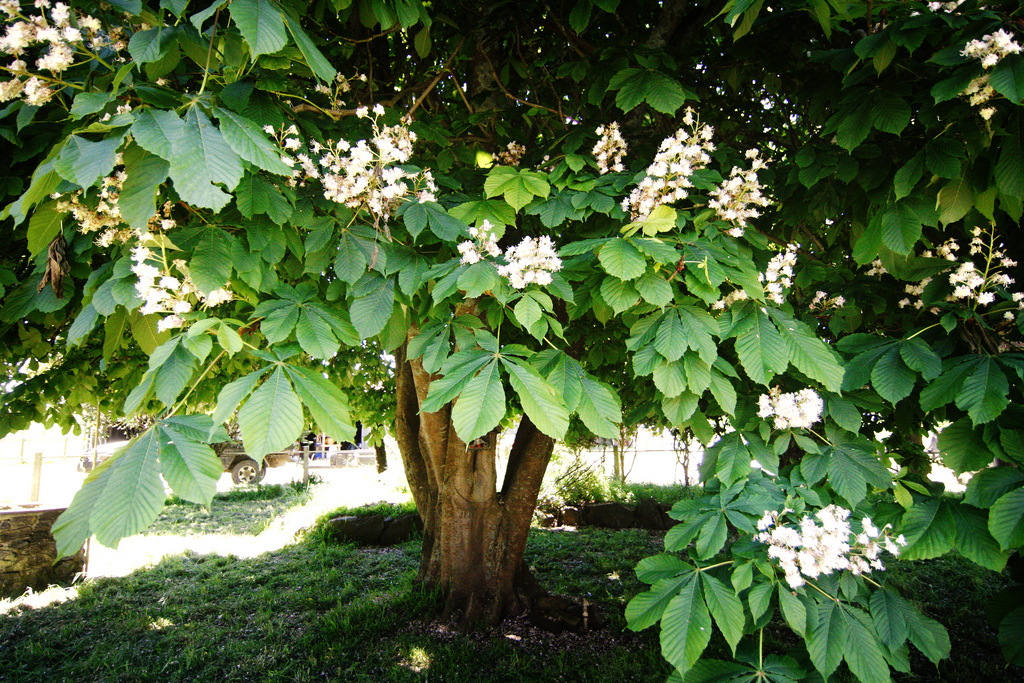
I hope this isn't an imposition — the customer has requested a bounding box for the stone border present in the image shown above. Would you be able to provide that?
[536,498,679,531]
[1,506,86,598]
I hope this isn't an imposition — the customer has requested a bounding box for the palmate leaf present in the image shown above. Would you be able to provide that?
[168,106,244,211]
[936,417,995,474]
[844,608,891,683]
[576,373,621,440]
[282,12,336,81]
[52,454,120,558]
[808,601,847,679]
[451,359,505,442]
[285,365,355,443]
[238,366,304,462]
[214,107,294,176]
[89,429,167,548]
[768,308,844,392]
[608,68,690,115]
[157,423,222,505]
[955,356,1009,424]
[701,573,744,655]
[870,587,910,651]
[733,304,787,385]
[54,133,126,190]
[905,606,950,664]
[660,579,712,677]
[899,497,955,560]
[964,467,1024,508]
[350,275,395,338]
[119,143,170,230]
[635,554,688,584]
[190,227,234,294]
[988,488,1024,551]
[501,357,569,440]
[421,350,493,411]
[626,572,694,631]
[598,239,647,280]
[230,0,287,56]
[950,502,1008,571]
[870,345,916,405]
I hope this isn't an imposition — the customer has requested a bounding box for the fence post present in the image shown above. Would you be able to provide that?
[30,452,43,501]
[302,443,309,487]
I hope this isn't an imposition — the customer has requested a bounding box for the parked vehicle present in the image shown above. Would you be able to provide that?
[79,441,295,485]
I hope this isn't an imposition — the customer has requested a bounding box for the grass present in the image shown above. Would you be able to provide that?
[149,479,318,536]
[1,480,1020,682]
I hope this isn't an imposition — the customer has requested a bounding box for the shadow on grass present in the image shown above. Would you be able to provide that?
[0,528,670,683]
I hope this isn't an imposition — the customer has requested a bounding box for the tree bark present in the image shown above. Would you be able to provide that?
[375,441,387,473]
[394,339,553,626]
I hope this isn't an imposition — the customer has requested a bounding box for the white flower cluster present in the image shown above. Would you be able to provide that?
[497,235,562,288]
[0,0,118,106]
[496,141,526,166]
[808,290,846,312]
[288,105,437,229]
[313,72,366,107]
[866,258,887,277]
[592,122,627,174]
[757,506,907,589]
[897,228,1020,319]
[622,108,715,221]
[131,246,233,332]
[759,245,798,305]
[757,386,823,430]
[457,219,502,264]
[927,0,965,11]
[711,288,749,311]
[960,29,1022,113]
[708,149,770,237]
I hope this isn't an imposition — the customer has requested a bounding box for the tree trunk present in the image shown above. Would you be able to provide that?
[375,442,387,473]
[394,340,553,627]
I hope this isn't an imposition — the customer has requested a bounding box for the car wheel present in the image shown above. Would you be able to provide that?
[230,459,266,485]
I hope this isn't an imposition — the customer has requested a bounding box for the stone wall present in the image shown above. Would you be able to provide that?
[0,506,85,598]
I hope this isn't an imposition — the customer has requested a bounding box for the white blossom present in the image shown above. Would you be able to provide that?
[757,386,823,430]
[497,235,562,289]
[592,122,627,174]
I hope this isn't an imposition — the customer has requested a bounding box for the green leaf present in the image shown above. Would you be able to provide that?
[920,359,976,411]
[768,308,844,392]
[295,308,340,359]
[421,351,492,412]
[880,201,922,255]
[635,554,687,584]
[128,25,176,64]
[733,305,787,385]
[898,337,942,380]
[701,573,744,655]
[52,455,119,558]
[576,374,621,440]
[778,585,808,639]
[871,346,916,405]
[905,607,950,664]
[90,430,167,547]
[26,202,64,256]
[215,107,293,176]
[119,143,170,230]
[937,417,996,475]
[282,12,336,82]
[808,601,847,679]
[844,608,891,683]
[483,166,549,212]
[626,573,694,631]
[836,105,872,151]
[937,177,975,225]
[996,111,1024,198]
[598,239,647,280]
[600,277,640,314]
[231,0,288,57]
[964,467,1024,508]
[191,227,233,294]
[870,93,910,134]
[350,275,395,338]
[870,588,910,651]
[157,423,221,505]
[154,345,196,406]
[501,357,569,440]
[67,303,100,347]
[609,68,690,115]
[660,579,712,677]
[894,154,924,201]
[132,109,185,160]
[998,605,1024,666]
[69,92,114,120]
[451,359,505,442]
[951,503,1008,571]
[826,441,891,505]
[989,488,1024,551]
[459,261,500,298]
[168,106,244,211]
[635,271,673,307]
[900,498,955,560]
[238,366,304,462]
[285,365,355,443]
[54,134,125,190]
[990,54,1024,104]
[714,433,751,487]
[655,309,687,362]
[956,357,1009,424]
[654,361,687,398]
